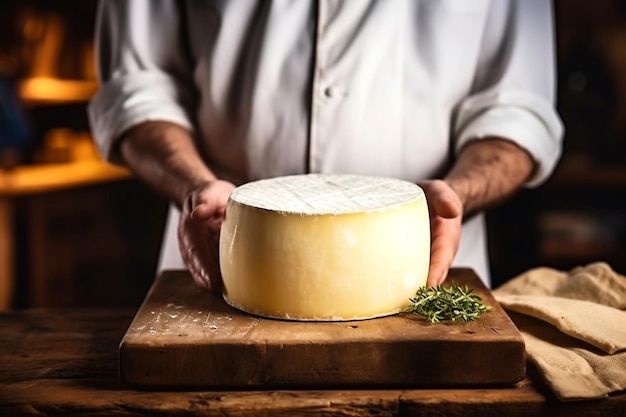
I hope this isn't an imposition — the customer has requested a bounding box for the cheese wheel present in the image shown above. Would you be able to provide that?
[219,174,430,321]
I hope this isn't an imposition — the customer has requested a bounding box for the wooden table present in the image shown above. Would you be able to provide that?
[1,308,624,416]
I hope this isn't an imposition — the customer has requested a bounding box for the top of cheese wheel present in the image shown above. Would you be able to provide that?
[230,174,425,215]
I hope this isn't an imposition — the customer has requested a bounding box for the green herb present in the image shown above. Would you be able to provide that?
[404,283,492,323]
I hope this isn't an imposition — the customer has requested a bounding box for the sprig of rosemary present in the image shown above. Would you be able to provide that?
[405,283,492,323]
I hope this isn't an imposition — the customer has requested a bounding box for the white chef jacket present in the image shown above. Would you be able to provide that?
[89,0,564,287]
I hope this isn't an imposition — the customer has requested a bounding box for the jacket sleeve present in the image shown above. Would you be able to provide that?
[88,0,196,164]
[453,0,564,187]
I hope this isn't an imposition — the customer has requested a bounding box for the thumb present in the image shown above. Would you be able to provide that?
[420,180,463,219]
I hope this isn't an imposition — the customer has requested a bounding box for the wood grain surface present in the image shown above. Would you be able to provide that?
[1,308,625,417]
[120,268,525,388]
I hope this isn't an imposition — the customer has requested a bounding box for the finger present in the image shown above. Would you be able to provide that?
[196,205,231,234]
[427,218,459,286]
[189,183,233,223]
[433,192,461,219]
[190,199,221,220]
[427,256,453,287]
[191,205,227,233]
[178,217,222,291]
[188,249,212,290]
[179,226,211,289]
[425,183,462,219]
[427,246,454,286]
[185,238,222,291]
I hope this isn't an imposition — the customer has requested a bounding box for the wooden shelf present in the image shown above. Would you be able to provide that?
[0,160,131,197]
[547,153,626,189]
[17,77,98,106]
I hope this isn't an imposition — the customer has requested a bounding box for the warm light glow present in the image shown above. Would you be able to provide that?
[18,77,98,104]
[0,160,131,196]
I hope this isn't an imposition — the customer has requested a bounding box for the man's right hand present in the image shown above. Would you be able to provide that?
[177,180,236,291]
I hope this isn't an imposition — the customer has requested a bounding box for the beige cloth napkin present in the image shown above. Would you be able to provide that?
[494,262,626,401]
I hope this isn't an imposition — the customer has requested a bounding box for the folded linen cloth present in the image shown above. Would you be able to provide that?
[494,262,626,401]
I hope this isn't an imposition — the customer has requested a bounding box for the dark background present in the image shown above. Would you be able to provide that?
[1,0,626,308]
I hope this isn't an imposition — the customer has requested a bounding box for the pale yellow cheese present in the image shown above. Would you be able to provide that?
[219,174,430,321]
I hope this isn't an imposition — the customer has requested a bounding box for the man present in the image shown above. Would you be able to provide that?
[89,0,563,290]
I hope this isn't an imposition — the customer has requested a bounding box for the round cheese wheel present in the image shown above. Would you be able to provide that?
[219,174,430,321]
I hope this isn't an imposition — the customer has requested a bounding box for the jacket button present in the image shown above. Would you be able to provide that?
[324,86,342,98]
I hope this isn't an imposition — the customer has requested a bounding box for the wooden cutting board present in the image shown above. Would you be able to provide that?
[119,268,525,388]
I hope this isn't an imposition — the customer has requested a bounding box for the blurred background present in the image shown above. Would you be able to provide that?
[1,0,626,310]
[0,0,168,310]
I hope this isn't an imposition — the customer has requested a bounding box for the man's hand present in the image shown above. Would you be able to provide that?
[178,180,236,291]
[421,137,535,286]
[418,180,463,287]
[118,121,235,290]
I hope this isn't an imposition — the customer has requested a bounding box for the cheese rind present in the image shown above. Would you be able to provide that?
[219,174,430,321]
